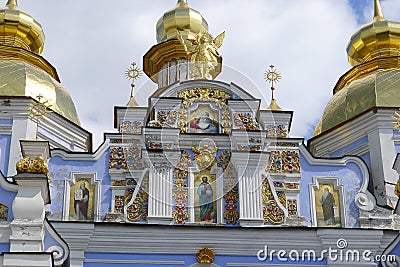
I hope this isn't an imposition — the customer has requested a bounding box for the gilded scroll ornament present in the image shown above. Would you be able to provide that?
[178,30,225,80]
[196,247,215,264]
[16,156,48,175]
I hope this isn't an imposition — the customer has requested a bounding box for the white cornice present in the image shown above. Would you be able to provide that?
[51,222,397,258]
[309,109,396,156]
[51,139,110,161]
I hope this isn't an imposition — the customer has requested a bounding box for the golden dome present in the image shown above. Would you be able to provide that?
[0,59,80,125]
[0,0,45,54]
[314,69,400,135]
[314,0,400,136]
[0,1,80,125]
[347,0,400,66]
[156,0,208,43]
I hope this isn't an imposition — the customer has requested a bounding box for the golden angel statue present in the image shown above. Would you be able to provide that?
[177,30,225,80]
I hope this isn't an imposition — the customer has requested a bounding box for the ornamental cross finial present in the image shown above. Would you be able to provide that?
[5,0,17,9]
[373,0,385,21]
[264,65,282,111]
[124,62,142,107]
[29,94,52,140]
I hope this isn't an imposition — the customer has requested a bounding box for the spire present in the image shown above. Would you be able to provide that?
[5,0,17,9]
[373,0,385,22]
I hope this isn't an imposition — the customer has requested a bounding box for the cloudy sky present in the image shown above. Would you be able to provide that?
[19,0,400,148]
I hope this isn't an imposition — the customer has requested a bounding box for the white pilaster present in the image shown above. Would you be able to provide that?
[232,151,269,227]
[147,167,173,224]
[8,117,36,176]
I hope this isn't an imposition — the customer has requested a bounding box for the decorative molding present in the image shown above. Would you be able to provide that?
[300,145,376,211]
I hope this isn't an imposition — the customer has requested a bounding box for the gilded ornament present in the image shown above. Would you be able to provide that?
[192,144,218,170]
[264,65,282,111]
[125,62,142,107]
[178,87,232,133]
[177,30,225,80]
[16,156,48,175]
[29,94,52,140]
[262,176,284,225]
[196,247,215,264]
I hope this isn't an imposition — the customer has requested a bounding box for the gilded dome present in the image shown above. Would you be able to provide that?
[0,0,45,54]
[156,0,208,43]
[347,0,400,66]
[0,59,80,125]
[314,70,400,135]
[0,1,80,125]
[314,0,400,136]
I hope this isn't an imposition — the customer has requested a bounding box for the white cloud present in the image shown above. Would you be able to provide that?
[17,0,400,147]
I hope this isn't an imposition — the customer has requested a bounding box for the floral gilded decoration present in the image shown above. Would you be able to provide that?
[288,199,298,216]
[125,174,149,222]
[16,156,48,175]
[266,125,288,138]
[178,88,230,109]
[267,150,300,173]
[234,113,260,131]
[114,196,124,214]
[109,147,127,169]
[147,111,178,128]
[286,183,299,190]
[0,203,8,221]
[277,191,286,208]
[119,121,142,134]
[196,247,216,264]
[172,151,191,224]
[262,175,284,225]
[282,151,300,173]
[218,151,239,225]
[268,151,281,173]
[126,140,145,170]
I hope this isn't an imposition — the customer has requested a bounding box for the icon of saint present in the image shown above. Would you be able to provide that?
[197,176,214,221]
[74,182,89,220]
[320,187,336,225]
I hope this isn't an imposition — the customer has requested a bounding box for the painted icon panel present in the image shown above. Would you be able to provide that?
[194,170,217,223]
[69,178,95,221]
[189,104,220,134]
[315,184,341,227]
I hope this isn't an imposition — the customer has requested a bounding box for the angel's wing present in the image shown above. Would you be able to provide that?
[213,31,225,49]
[177,30,197,54]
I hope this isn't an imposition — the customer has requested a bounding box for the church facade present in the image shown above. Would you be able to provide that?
[0,0,400,266]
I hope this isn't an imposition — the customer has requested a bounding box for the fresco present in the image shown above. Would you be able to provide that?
[69,178,95,221]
